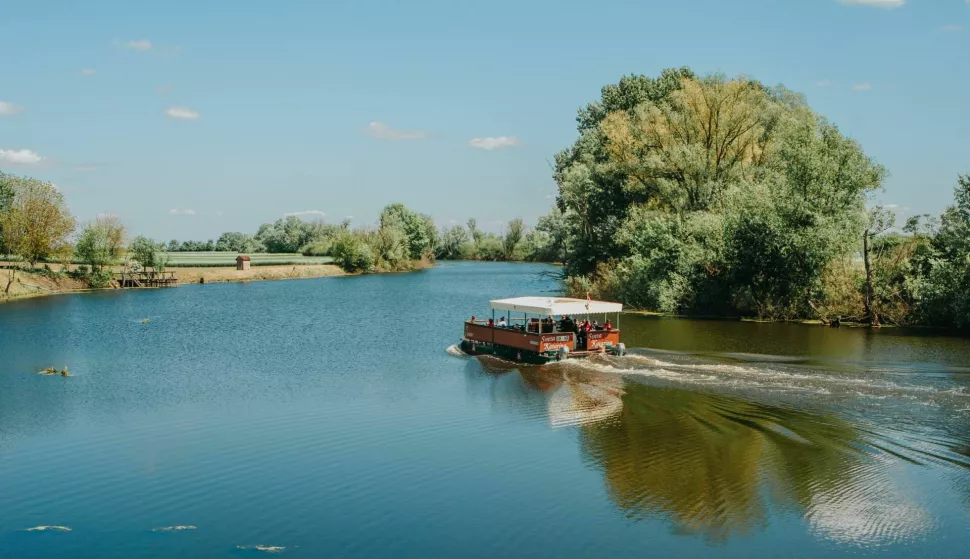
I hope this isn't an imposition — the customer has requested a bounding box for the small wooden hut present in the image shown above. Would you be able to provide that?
[236,254,251,271]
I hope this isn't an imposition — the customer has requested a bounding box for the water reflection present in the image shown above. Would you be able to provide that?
[468,357,945,546]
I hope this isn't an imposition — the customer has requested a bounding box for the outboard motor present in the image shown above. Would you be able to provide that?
[611,343,626,357]
[557,346,570,361]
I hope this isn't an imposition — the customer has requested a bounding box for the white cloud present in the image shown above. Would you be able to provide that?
[365,122,429,140]
[940,25,964,32]
[164,107,200,120]
[125,39,152,51]
[283,210,326,218]
[468,136,521,150]
[80,68,96,76]
[0,100,24,116]
[815,80,834,87]
[837,0,904,8]
[852,82,873,91]
[0,149,44,165]
[168,209,196,216]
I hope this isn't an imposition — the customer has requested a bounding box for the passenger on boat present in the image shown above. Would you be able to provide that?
[541,317,554,333]
[604,319,612,330]
[559,315,575,333]
[497,316,507,328]
[487,317,494,327]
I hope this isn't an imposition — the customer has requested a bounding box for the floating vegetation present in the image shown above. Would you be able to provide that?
[152,525,196,532]
[236,544,287,554]
[139,318,151,324]
[25,526,72,532]
[37,366,70,377]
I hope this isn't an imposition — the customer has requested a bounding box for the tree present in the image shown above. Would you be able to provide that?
[216,232,264,253]
[129,236,168,273]
[467,218,483,245]
[0,173,15,254]
[534,207,570,263]
[552,69,886,318]
[862,206,895,326]
[0,175,75,268]
[438,225,471,260]
[380,203,431,260]
[75,214,126,272]
[504,218,525,260]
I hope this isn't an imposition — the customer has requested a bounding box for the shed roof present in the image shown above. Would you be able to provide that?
[236,254,251,261]
[489,296,622,316]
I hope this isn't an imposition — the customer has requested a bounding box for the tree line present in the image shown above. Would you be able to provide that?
[545,68,970,329]
[0,172,560,292]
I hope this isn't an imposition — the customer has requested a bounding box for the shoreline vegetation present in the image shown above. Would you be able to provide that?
[2,68,968,330]
[545,68,970,331]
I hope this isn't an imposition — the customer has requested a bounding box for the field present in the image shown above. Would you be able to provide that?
[162,252,334,267]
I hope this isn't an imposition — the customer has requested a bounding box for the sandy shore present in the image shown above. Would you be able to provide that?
[0,264,348,303]
[175,264,347,284]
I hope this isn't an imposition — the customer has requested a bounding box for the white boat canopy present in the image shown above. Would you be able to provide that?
[489,296,623,316]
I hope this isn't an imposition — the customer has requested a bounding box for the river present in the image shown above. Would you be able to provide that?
[1,262,968,558]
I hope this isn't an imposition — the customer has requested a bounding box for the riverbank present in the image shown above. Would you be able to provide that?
[0,264,349,304]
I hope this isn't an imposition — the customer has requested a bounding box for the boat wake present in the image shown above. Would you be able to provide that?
[445,344,470,358]
[554,350,970,418]
[24,526,71,532]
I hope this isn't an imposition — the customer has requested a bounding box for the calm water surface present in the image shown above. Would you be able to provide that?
[1,262,969,558]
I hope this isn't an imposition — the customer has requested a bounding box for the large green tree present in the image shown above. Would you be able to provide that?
[553,69,885,318]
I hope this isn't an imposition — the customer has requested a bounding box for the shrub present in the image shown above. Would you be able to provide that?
[330,234,375,273]
[301,240,332,256]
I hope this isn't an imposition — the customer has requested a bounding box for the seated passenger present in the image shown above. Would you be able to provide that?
[487,317,494,327]
[497,316,507,328]
[604,320,612,330]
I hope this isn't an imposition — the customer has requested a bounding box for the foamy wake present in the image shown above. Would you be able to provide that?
[446,344,469,358]
[237,545,287,553]
[25,526,71,532]
[152,525,197,532]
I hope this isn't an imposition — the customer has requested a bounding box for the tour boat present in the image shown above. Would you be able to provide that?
[460,296,626,364]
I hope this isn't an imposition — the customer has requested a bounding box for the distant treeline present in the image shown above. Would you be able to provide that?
[0,173,559,291]
[545,67,970,329]
[162,211,565,266]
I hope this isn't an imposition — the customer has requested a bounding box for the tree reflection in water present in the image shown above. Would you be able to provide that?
[557,374,931,545]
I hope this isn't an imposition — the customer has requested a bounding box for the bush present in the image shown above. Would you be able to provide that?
[330,234,375,273]
[301,240,332,256]
[87,269,114,289]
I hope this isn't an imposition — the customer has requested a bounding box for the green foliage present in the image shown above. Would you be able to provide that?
[554,69,887,319]
[0,174,76,267]
[301,239,332,256]
[74,215,126,272]
[437,225,471,260]
[905,175,970,328]
[476,235,506,261]
[330,232,375,273]
[0,172,15,253]
[504,218,525,260]
[216,232,264,253]
[129,236,168,271]
[379,203,433,260]
[86,268,114,289]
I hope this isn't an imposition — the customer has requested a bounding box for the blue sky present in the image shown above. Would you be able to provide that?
[1,0,967,240]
